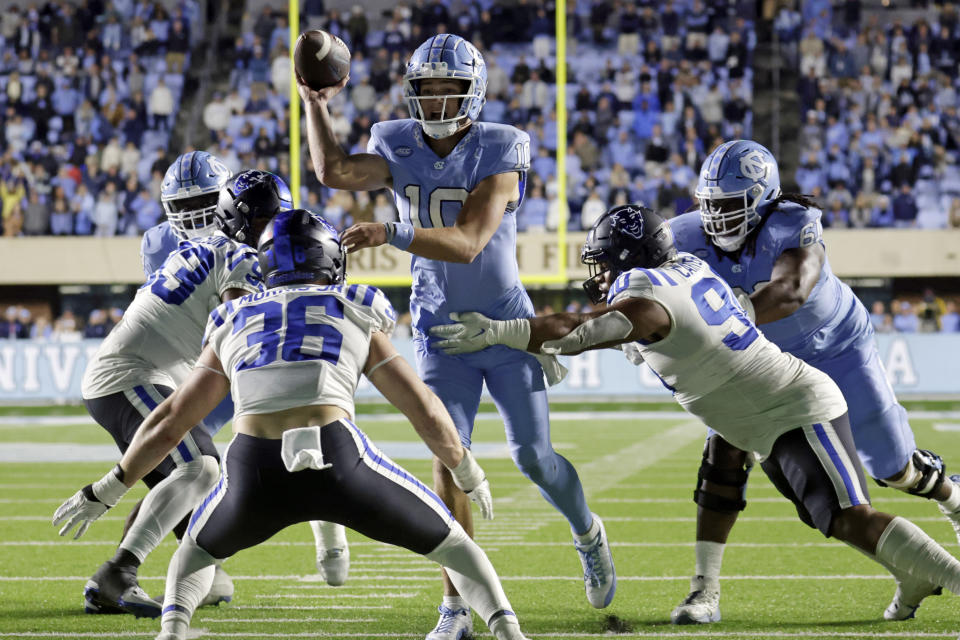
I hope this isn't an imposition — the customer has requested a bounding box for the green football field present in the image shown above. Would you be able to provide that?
[2,403,959,639]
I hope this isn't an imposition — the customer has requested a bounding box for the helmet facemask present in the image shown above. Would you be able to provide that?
[581,256,612,306]
[403,68,484,139]
[696,182,775,252]
[163,191,220,240]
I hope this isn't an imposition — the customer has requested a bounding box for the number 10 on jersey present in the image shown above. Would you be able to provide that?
[403,185,469,228]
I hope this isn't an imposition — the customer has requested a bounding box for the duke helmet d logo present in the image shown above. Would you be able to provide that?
[739,151,771,181]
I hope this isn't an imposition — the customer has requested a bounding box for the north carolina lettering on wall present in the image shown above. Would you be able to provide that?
[0,336,955,402]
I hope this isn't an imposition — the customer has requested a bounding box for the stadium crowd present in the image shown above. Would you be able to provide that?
[777,0,960,228]
[0,0,199,237]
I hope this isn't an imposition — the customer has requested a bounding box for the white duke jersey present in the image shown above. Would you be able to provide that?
[82,234,263,399]
[368,119,532,333]
[203,284,397,419]
[608,253,846,456]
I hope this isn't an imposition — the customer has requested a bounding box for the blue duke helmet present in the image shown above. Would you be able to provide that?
[403,34,487,139]
[581,204,677,304]
[160,151,233,240]
[695,140,782,252]
[258,210,347,288]
[216,170,294,245]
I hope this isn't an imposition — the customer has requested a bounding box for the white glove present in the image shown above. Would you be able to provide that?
[621,342,645,365]
[52,466,129,539]
[429,312,530,355]
[448,449,494,519]
[735,290,756,322]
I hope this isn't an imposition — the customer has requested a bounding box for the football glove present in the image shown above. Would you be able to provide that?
[430,312,530,355]
[735,290,756,322]
[53,465,129,539]
[448,449,494,519]
[621,342,645,365]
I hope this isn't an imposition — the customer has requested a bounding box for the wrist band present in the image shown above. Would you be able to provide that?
[386,222,415,250]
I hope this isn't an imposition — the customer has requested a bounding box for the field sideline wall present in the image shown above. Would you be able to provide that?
[0,333,952,403]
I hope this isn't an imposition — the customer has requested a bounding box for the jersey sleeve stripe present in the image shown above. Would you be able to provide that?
[641,269,663,286]
[360,286,376,307]
[346,284,360,302]
[209,308,226,328]
[657,270,678,286]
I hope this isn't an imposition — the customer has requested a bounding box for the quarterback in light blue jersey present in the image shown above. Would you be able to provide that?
[299,33,615,638]
[666,140,960,625]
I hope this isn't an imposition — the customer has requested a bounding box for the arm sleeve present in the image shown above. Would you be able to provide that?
[342,285,398,337]
[477,127,531,183]
[767,206,824,253]
[217,247,264,297]
[607,268,657,306]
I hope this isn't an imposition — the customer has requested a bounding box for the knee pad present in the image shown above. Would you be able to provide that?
[693,439,752,512]
[876,449,945,498]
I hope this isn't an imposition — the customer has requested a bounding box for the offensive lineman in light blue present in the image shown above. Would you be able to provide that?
[299,34,615,639]
[139,154,351,587]
[667,139,960,624]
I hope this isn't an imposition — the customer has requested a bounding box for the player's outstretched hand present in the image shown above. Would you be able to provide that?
[341,222,387,253]
[52,486,111,539]
[465,478,494,520]
[430,312,498,354]
[449,449,494,519]
[52,467,129,539]
[296,72,349,104]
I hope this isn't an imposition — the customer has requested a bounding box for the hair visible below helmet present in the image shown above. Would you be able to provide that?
[581,204,677,304]
[695,139,782,253]
[216,170,294,245]
[160,151,232,240]
[258,210,346,288]
[403,34,487,139]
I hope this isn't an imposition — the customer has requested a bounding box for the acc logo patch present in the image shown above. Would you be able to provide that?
[394,146,413,157]
[434,161,445,170]
[739,151,771,181]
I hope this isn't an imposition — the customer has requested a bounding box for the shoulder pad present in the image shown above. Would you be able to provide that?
[607,267,657,305]
[761,203,823,251]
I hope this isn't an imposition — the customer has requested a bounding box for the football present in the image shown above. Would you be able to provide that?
[294,29,351,91]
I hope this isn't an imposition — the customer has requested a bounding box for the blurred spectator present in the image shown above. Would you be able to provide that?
[941,300,960,333]
[869,300,887,332]
[892,184,918,228]
[893,300,919,333]
[23,191,50,235]
[0,306,29,339]
[918,288,946,332]
[84,309,110,338]
[148,76,175,131]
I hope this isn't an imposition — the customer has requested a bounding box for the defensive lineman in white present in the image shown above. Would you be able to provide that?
[432,204,960,618]
[60,170,286,617]
[53,210,531,640]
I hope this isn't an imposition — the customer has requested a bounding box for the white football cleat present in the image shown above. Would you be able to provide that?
[489,611,528,640]
[671,575,721,624]
[574,514,617,608]
[199,564,234,607]
[317,547,350,586]
[425,604,472,640]
[937,474,960,546]
[883,574,942,621]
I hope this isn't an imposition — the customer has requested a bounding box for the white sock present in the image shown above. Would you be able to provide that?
[876,516,960,594]
[938,480,960,512]
[121,455,220,563]
[442,595,468,610]
[573,515,599,544]
[426,522,513,623]
[160,537,217,635]
[309,520,348,552]
[489,611,524,640]
[694,540,725,584]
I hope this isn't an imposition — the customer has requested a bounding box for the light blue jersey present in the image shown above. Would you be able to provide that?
[140,221,182,277]
[669,204,913,478]
[368,119,533,335]
[368,118,593,535]
[138,221,238,436]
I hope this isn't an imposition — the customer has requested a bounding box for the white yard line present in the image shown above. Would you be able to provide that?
[0,631,955,638]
